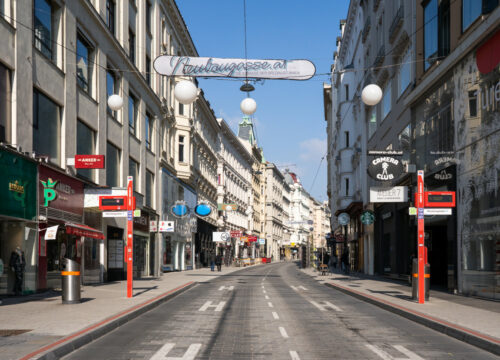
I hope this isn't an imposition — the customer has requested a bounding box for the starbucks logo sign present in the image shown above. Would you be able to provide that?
[368,156,403,181]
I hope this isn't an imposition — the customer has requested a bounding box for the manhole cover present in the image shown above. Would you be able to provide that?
[0,329,32,337]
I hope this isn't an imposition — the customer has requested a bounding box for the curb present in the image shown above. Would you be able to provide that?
[323,281,500,356]
[21,282,197,360]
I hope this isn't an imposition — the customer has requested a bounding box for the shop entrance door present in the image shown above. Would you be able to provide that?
[426,224,448,288]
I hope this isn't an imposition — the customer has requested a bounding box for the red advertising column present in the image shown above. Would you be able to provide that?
[127,176,134,298]
[416,170,425,304]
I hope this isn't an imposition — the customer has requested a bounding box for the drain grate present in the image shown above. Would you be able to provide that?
[0,329,32,337]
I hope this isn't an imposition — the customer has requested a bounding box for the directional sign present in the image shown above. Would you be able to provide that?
[424,208,452,215]
[103,211,128,218]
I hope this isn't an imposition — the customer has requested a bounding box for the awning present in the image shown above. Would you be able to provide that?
[66,223,104,240]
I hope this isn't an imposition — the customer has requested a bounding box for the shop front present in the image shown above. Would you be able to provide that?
[38,164,103,290]
[0,148,38,295]
[195,217,216,268]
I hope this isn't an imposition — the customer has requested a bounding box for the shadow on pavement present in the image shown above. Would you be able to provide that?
[133,286,158,297]
[0,290,61,306]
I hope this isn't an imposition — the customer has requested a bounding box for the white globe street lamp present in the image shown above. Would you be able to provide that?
[107,94,124,111]
[361,84,383,106]
[174,80,198,104]
[240,97,257,115]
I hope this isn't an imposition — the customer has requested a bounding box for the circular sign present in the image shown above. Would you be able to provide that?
[171,203,189,218]
[221,232,230,241]
[194,203,212,217]
[368,156,403,181]
[338,212,350,225]
[360,210,375,225]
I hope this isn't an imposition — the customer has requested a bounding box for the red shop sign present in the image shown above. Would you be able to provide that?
[75,155,105,169]
[248,236,258,242]
[39,165,84,216]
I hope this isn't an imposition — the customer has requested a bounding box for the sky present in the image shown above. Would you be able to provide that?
[176,0,350,202]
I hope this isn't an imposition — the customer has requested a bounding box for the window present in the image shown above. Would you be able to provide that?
[382,81,392,119]
[107,69,118,118]
[34,0,54,59]
[33,89,61,165]
[345,178,349,197]
[398,49,411,97]
[0,63,11,143]
[129,158,139,191]
[146,170,154,207]
[77,120,96,181]
[106,142,121,187]
[76,32,93,94]
[178,135,185,162]
[462,0,481,31]
[468,90,477,117]
[345,131,350,148]
[129,28,135,63]
[106,0,116,35]
[145,112,153,150]
[146,1,152,34]
[345,84,349,101]
[146,55,151,85]
[368,106,377,138]
[128,93,137,136]
[423,0,450,71]
[179,102,184,116]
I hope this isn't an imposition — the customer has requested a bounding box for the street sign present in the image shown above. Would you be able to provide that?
[370,186,408,202]
[424,208,452,215]
[424,191,456,207]
[99,196,127,210]
[103,211,128,217]
[127,211,133,221]
[418,208,424,219]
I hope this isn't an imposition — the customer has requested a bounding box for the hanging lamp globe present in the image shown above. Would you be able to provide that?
[361,84,383,106]
[107,94,124,111]
[174,80,198,104]
[240,97,257,115]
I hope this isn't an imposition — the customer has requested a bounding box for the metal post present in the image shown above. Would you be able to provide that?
[416,170,425,304]
[127,176,134,298]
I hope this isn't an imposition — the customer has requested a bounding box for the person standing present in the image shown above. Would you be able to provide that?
[215,253,222,272]
[9,246,25,296]
[210,251,215,272]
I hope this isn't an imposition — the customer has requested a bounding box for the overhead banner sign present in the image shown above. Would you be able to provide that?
[213,232,230,242]
[370,186,408,203]
[367,156,404,181]
[154,56,316,80]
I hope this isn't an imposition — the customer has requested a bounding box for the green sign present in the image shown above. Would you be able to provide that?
[40,178,58,206]
[0,148,37,221]
[360,210,375,225]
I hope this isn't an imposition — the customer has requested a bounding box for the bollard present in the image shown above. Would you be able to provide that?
[61,258,81,304]
[412,258,430,301]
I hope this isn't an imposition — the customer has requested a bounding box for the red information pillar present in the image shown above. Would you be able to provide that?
[126,176,134,298]
[416,170,425,304]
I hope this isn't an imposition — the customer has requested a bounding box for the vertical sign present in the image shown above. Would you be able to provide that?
[127,176,134,298]
[416,170,425,304]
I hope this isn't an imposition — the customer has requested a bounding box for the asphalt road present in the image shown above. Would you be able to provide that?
[63,262,497,359]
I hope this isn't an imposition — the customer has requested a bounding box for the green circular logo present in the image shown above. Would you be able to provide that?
[361,211,375,225]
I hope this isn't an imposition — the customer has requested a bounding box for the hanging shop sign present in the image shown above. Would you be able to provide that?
[194,203,212,217]
[230,230,243,238]
[171,201,189,218]
[74,155,105,169]
[154,56,316,80]
[159,221,175,232]
[367,156,404,181]
[218,203,238,211]
[258,238,266,245]
[44,225,59,240]
[370,186,408,203]
[337,212,350,226]
[213,232,230,242]
[150,221,157,232]
[360,210,375,225]
[433,169,453,181]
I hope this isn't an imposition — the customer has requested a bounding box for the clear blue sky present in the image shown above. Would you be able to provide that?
[176,0,349,202]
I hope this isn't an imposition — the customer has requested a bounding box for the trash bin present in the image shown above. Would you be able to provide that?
[61,258,81,304]
[412,258,430,301]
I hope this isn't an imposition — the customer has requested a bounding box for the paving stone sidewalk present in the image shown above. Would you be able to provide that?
[0,265,249,360]
[303,267,500,356]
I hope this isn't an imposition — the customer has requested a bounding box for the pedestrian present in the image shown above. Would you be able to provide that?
[215,253,222,272]
[341,251,349,274]
[9,246,25,296]
[210,251,215,271]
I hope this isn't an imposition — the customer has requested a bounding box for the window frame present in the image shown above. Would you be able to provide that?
[106,0,116,35]
[33,0,54,60]
[129,157,140,192]
[76,120,97,181]
[33,89,61,166]
[178,135,185,163]
[76,31,94,95]
[106,142,121,187]
[129,28,136,64]
[145,112,154,150]
[128,93,138,137]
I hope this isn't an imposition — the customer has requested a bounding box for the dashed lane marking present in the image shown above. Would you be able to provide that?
[279,327,289,338]
[149,343,202,360]
[290,350,301,360]
[272,311,279,320]
[265,295,270,299]
[365,344,424,360]
[268,302,274,308]
[198,301,226,312]
[218,285,234,291]
[290,285,308,291]
[309,300,342,312]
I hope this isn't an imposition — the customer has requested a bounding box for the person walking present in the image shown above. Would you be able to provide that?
[210,251,215,271]
[341,251,349,274]
[215,253,222,272]
[9,246,25,296]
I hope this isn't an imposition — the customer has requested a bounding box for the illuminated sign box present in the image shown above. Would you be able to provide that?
[99,196,135,211]
[424,191,456,208]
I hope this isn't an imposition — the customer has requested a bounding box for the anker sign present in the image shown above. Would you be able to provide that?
[368,157,403,181]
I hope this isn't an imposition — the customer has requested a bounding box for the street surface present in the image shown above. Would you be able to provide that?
[63,262,496,360]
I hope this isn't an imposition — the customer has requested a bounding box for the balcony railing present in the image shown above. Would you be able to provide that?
[388,5,404,43]
[362,16,371,43]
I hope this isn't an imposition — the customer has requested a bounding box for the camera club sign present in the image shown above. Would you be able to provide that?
[367,151,403,181]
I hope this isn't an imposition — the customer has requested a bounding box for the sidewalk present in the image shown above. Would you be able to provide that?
[303,267,500,356]
[0,265,249,360]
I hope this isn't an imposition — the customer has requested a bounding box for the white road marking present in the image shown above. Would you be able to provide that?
[150,343,202,360]
[218,285,234,291]
[365,344,424,360]
[291,285,308,291]
[279,326,289,338]
[289,350,301,360]
[198,301,226,312]
[265,295,270,299]
[309,300,342,312]
[290,285,298,291]
[268,302,274,308]
[263,290,267,294]
[272,311,279,320]
[298,286,307,290]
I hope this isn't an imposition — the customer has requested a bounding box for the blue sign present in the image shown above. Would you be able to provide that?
[418,208,424,219]
[127,211,133,221]
[171,204,188,218]
[194,204,212,217]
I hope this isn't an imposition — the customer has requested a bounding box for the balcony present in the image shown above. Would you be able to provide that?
[373,45,385,69]
[362,16,371,43]
[388,5,404,43]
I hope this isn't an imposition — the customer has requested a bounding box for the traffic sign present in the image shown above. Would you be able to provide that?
[103,211,128,217]
[424,208,452,215]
